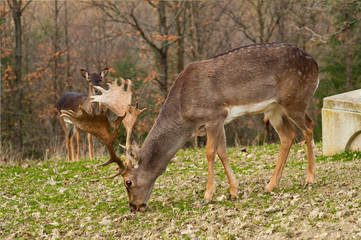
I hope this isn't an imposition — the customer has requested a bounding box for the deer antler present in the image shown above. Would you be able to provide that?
[61,79,146,179]
[91,79,146,165]
[61,104,127,177]
[91,78,132,117]
[121,102,146,166]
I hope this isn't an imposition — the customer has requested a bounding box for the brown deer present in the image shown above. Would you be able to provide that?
[57,68,109,162]
[61,43,319,212]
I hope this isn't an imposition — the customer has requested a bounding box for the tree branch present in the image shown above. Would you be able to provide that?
[146,0,157,9]
[6,0,14,10]
[21,0,32,12]
[167,1,186,30]
[129,7,161,55]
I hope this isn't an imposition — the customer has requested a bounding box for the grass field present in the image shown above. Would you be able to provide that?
[1,144,361,239]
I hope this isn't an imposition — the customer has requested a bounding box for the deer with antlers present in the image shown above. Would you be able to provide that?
[57,68,108,162]
[61,43,319,212]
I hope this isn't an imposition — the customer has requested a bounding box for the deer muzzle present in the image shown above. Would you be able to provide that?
[129,203,147,212]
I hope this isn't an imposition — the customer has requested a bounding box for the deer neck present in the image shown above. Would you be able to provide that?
[82,83,95,111]
[87,83,95,98]
[138,99,193,178]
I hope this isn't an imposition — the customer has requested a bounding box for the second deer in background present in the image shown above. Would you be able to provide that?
[57,68,109,162]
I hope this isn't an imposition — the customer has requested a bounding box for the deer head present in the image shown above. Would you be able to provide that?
[80,68,109,95]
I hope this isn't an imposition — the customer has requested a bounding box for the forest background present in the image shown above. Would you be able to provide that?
[1,0,361,161]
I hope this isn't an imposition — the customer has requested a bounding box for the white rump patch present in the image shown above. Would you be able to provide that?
[225,99,279,124]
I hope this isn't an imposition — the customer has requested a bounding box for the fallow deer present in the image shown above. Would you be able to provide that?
[57,68,108,162]
[61,43,319,212]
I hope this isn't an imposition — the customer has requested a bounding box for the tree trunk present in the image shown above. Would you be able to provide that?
[50,0,60,137]
[53,0,59,96]
[345,46,353,91]
[176,4,185,74]
[158,1,168,100]
[1,2,13,143]
[159,53,168,100]
[344,8,353,91]
[256,0,265,42]
[11,0,23,151]
[64,0,71,90]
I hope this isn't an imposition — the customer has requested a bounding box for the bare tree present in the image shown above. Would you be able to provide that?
[92,0,186,100]
[6,0,32,152]
[226,0,290,43]
[343,2,356,91]
[64,0,71,88]
[185,1,229,60]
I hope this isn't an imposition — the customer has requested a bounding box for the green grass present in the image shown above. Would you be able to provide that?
[1,144,361,239]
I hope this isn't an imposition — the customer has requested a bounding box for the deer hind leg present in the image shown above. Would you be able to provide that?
[60,118,72,162]
[217,127,238,198]
[204,122,224,202]
[288,112,316,185]
[304,114,316,184]
[65,132,72,162]
[265,114,296,192]
[69,127,76,162]
[88,133,94,160]
[76,127,81,161]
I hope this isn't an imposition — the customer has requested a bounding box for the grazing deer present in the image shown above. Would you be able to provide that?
[57,68,109,162]
[62,43,319,212]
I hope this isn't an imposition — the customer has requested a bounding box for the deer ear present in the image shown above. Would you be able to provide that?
[100,68,109,78]
[80,69,89,79]
[128,141,140,168]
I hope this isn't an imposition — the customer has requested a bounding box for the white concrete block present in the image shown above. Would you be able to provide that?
[322,89,361,156]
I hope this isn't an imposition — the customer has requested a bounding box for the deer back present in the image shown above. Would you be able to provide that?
[57,92,87,113]
[171,43,319,123]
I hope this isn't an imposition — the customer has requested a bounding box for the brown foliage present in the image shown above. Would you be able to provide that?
[1,0,360,159]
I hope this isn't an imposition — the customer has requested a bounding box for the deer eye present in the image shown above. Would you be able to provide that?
[125,180,132,188]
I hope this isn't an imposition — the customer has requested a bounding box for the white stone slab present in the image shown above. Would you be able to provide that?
[322,89,361,156]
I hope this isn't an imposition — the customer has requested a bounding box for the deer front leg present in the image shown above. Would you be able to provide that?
[265,116,296,192]
[76,127,81,161]
[217,127,238,199]
[88,133,94,160]
[204,123,223,203]
[70,132,76,162]
[65,134,72,162]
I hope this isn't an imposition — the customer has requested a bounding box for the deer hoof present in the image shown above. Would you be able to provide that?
[228,195,238,201]
[202,199,212,205]
[305,176,315,185]
[265,181,276,192]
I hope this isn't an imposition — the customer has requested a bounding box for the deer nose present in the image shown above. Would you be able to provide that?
[129,203,147,212]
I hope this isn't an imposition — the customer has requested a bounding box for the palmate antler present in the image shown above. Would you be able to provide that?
[91,79,145,166]
[61,104,127,178]
[92,78,132,117]
[61,78,145,179]
[122,103,146,166]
